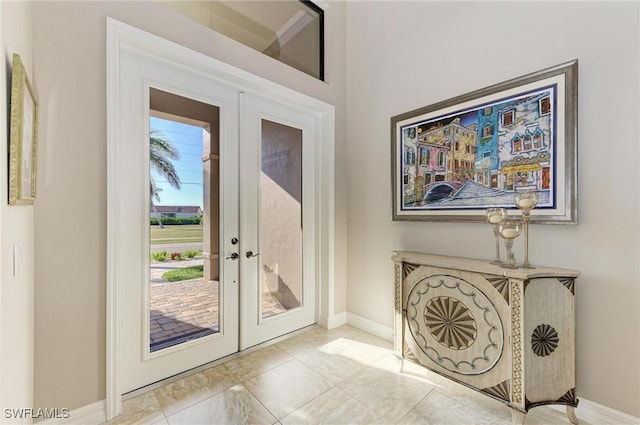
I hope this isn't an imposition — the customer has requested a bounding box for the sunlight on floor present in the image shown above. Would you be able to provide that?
[107,325,592,425]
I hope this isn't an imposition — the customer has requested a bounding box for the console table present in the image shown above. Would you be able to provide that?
[392,251,580,424]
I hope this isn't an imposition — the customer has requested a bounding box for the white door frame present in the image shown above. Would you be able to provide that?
[106,18,335,419]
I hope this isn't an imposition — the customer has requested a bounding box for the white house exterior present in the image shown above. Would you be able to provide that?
[149,205,203,219]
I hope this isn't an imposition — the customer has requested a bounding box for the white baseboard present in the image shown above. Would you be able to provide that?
[551,397,640,425]
[326,311,347,329]
[346,312,394,341]
[38,400,105,425]
[317,311,347,329]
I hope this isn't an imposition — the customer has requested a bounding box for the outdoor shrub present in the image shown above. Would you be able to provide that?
[150,217,202,226]
[170,252,182,260]
[182,249,201,258]
[151,250,168,262]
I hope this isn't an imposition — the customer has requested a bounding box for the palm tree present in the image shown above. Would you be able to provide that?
[150,130,181,229]
[150,180,165,228]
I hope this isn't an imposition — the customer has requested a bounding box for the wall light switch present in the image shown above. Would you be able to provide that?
[13,241,22,277]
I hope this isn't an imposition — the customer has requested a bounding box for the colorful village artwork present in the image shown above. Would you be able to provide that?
[401,86,556,210]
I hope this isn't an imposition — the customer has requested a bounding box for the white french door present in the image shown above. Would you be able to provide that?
[115,47,317,393]
[117,48,240,393]
[240,93,317,349]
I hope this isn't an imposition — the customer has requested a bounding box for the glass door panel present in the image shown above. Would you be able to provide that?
[148,88,221,352]
[240,93,316,349]
[260,119,303,319]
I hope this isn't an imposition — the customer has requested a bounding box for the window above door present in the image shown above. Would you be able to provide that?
[158,0,324,80]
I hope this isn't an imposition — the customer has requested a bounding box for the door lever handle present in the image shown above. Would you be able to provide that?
[225,253,239,260]
[245,251,260,259]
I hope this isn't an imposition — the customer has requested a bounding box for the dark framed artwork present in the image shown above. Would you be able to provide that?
[391,60,578,223]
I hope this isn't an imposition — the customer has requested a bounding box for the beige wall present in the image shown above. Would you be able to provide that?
[345,0,639,417]
[1,2,35,422]
[31,0,347,411]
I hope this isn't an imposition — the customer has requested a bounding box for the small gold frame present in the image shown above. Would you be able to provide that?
[9,53,38,205]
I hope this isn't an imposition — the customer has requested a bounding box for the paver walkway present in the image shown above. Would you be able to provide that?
[149,259,286,351]
[150,278,218,350]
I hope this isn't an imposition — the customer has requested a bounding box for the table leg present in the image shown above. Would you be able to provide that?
[511,409,525,425]
[567,406,579,425]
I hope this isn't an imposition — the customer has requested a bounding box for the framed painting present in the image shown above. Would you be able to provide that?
[391,60,578,224]
[9,53,38,205]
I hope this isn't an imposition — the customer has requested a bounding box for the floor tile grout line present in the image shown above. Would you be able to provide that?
[333,358,442,424]
[158,388,224,421]
[391,384,438,425]
[123,324,319,401]
[238,359,289,420]
[224,346,295,383]
[160,379,281,424]
[278,383,338,424]
[156,368,242,420]
[119,325,405,424]
[155,390,170,425]
[154,330,326,422]
[283,357,335,419]
[239,377,282,422]
[234,355,299,384]
[241,357,338,421]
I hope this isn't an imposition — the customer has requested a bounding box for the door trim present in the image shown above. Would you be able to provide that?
[106,18,335,420]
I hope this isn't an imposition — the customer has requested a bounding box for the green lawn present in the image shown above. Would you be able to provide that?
[162,265,204,282]
[150,224,203,244]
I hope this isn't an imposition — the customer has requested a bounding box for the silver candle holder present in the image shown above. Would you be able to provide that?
[486,208,507,265]
[498,219,523,269]
[514,189,539,269]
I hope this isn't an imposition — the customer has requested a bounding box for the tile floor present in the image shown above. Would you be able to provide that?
[106,325,593,425]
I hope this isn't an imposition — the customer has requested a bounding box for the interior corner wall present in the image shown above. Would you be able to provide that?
[345,0,639,417]
[0,2,35,423]
[31,0,346,412]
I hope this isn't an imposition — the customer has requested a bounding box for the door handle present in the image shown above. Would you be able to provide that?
[245,251,260,259]
[225,253,239,260]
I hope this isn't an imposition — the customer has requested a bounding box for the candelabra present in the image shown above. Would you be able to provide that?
[498,219,522,269]
[486,208,507,265]
[515,189,539,268]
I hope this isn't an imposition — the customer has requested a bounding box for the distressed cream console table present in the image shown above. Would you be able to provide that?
[392,251,580,425]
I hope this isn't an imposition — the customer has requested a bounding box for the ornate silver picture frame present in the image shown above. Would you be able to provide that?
[391,60,578,224]
[9,53,38,205]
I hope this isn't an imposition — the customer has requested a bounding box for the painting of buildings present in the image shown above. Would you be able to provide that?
[401,86,556,210]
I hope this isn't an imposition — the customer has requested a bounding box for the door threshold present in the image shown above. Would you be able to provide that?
[122,323,319,400]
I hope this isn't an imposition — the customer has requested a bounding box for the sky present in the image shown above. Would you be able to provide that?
[150,116,204,208]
